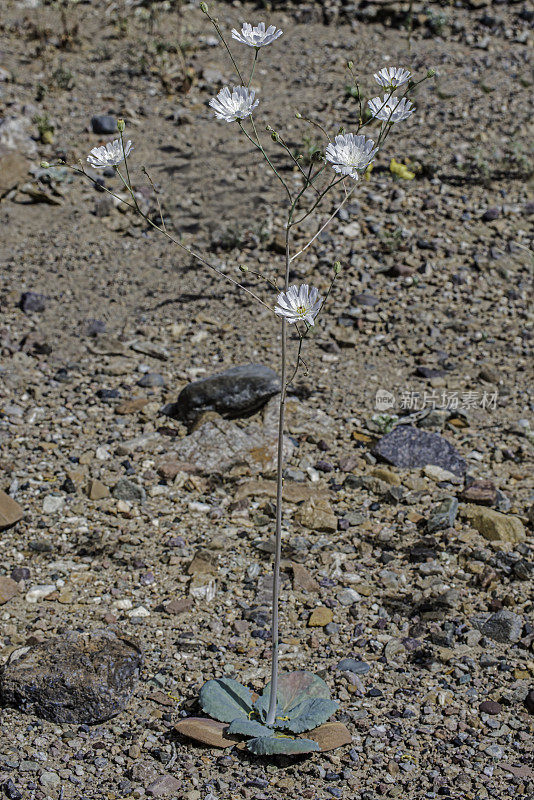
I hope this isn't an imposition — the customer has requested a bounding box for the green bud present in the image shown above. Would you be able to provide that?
[239,265,248,273]
[200,2,208,12]
[347,60,354,70]
[266,124,274,132]
[295,111,302,119]
[271,132,280,142]
[334,261,342,274]
[117,118,125,132]
[427,68,436,78]
[40,160,50,169]
[311,149,324,163]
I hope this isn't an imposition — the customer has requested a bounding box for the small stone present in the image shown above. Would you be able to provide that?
[0,576,19,605]
[112,478,146,503]
[19,292,46,313]
[42,495,64,514]
[86,479,110,500]
[423,465,461,484]
[0,490,23,531]
[174,717,240,749]
[482,207,500,222]
[479,700,502,715]
[525,690,534,715]
[25,585,57,603]
[40,772,60,789]
[462,505,525,545]
[370,467,401,486]
[336,658,371,675]
[336,588,361,606]
[427,497,458,533]
[127,605,150,618]
[296,498,337,533]
[165,363,280,423]
[115,397,149,415]
[291,563,319,592]
[374,426,466,476]
[477,609,523,644]
[137,373,165,388]
[460,480,498,506]
[304,722,352,752]
[146,775,182,797]
[308,607,333,627]
[91,114,119,134]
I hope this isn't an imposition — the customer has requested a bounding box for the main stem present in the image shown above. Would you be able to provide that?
[266,222,291,726]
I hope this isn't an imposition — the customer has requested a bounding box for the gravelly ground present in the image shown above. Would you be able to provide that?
[0,0,533,798]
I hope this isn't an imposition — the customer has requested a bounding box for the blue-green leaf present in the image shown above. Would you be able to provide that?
[247,735,321,755]
[199,678,253,723]
[227,719,273,738]
[275,698,339,733]
[254,671,332,721]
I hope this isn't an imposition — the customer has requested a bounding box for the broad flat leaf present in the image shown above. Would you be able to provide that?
[255,671,331,720]
[227,719,274,738]
[199,678,253,723]
[174,717,240,748]
[276,698,339,733]
[247,735,320,755]
[302,722,353,752]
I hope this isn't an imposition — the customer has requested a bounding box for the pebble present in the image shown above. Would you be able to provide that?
[336,658,371,675]
[19,292,46,313]
[476,609,523,644]
[42,495,64,514]
[308,607,334,627]
[112,478,146,503]
[25,584,57,603]
[373,426,466,476]
[91,114,119,134]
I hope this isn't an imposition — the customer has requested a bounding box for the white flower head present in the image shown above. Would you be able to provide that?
[231,21,283,48]
[275,284,323,326]
[325,133,378,180]
[209,86,259,122]
[368,95,415,123]
[87,138,133,168]
[374,66,411,90]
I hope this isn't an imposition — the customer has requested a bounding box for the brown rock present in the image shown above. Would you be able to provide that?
[86,479,110,500]
[308,606,333,627]
[164,597,194,615]
[0,149,29,197]
[0,490,23,531]
[115,397,148,414]
[296,498,337,533]
[0,576,19,605]
[235,479,330,505]
[303,721,352,752]
[187,549,218,576]
[370,467,401,486]
[292,563,320,593]
[174,717,240,748]
[461,505,526,546]
[146,775,182,797]
[460,480,497,506]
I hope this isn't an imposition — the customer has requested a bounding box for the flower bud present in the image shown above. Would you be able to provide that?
[239,265,248,273]
[271,131,280,142]
[40,160,50,169]
[200,2,208,12]
[334,261,342,274]
[117,118,125,132]
[426,68,436,78]
[347,60,354,70]
[295,111,302,119]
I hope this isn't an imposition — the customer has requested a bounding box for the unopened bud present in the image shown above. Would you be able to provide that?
[427,68,436,78]
[334,261,342,274]
[311,150,323,163]
[117,118,125,132]
[271,132,280,142]
[239,265,248,273]
[200,2,208,12]
[347,60,354,70]
[40,160,50,169]
[266,124,274,132]
[295,111,302,119]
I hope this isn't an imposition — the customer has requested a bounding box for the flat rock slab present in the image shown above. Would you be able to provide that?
[0,490,24,531]
[0,630,142,723]
[373,425,466,476]
[165,364,280,424]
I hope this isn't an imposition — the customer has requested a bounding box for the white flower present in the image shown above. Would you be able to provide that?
[274,284,323,326]
[374,66,411,90]
[368,95,415,123]
[325,133,378,180]
[231,21,283,48]
[209,86,259,122]
[87,138,132,168]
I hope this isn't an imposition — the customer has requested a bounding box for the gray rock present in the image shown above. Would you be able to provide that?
[164,364,280,423]
[91,114,118,134]
[112,478,146,503]
[335,658,371,674]
[19,292,46,313]
[373,425,466,476]
[427,496,459,533]
[0,630,142,723]
[137,373,165,388]
[146,775,182,797]
[476,609,523,644]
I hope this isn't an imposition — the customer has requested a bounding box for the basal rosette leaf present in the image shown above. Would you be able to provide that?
[227,719,274,738]
[247,735,321,755]
[254,671,332,721]
[275,697,339,733]
[199,678,253,723]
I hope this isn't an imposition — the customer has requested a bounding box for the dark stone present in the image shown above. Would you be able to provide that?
[85,319,106,337]
[460,480,497,506]
[0,630,142,723]
[373,425,466,476]
[481,207,500,222]
[427,497,459,533]
[97,388,121,401]
[416,366,447,379]
[19,292,46,313]
[479,700,501,715]
[10,567,30,582]
[137,373,165,388]
[525,690,534,715]
[3,779,22,800]
[164,364,280,423]
[476,609,523,644]
[336,658,371,675]
[354,293,379,307]
[91,115,119,134]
